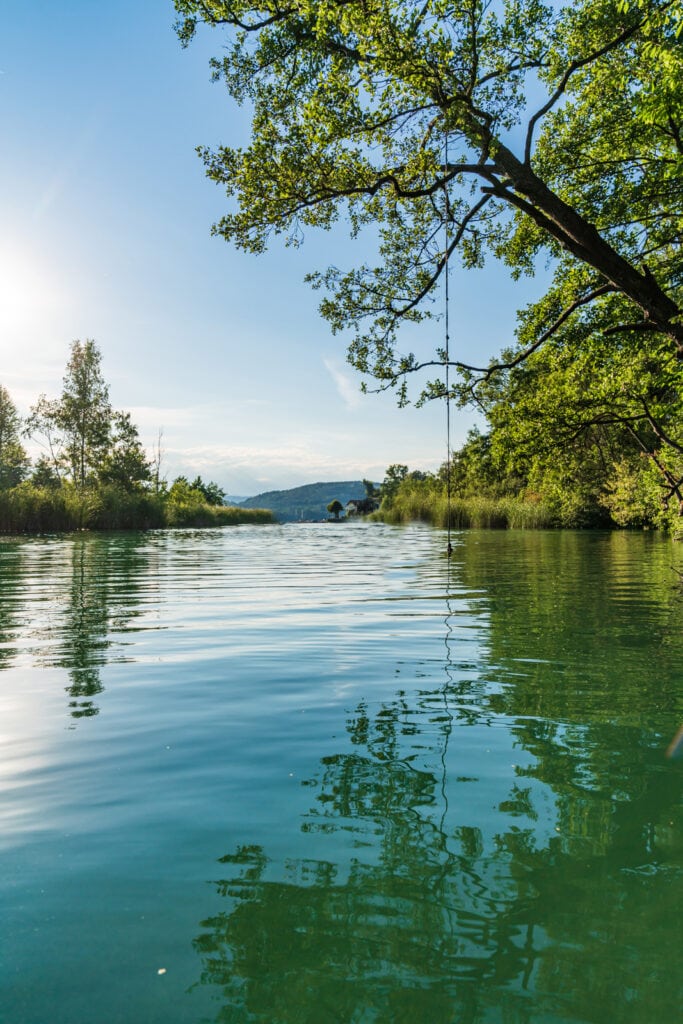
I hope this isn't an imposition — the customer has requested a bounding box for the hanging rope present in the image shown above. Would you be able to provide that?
[444,132,453,558]
[440,132,455,882]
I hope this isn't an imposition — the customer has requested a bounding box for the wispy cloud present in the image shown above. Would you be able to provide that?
[127,405,203,431]
[156,439,391,493]
[323,357,363,410]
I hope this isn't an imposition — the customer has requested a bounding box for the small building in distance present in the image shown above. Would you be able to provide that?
[345,496,380,517]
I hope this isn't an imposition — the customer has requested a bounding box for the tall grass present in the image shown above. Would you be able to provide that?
[166,502,274,528]
[375,479,556,529]
[0,484,78,533]
[0,483,275,534]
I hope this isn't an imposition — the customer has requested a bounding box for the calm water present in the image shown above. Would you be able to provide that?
[1,524,682,1024]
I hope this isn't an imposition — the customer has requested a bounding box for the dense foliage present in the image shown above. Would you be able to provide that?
[0,342,274,533]
[175,0,683,521]
[0,385,30,489]
[373,427,682,529]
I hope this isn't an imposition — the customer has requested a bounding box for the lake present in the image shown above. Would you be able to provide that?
[1,524,682,1023]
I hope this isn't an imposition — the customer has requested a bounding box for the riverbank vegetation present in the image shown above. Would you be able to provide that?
[0,342,274,533]
[373,416,682,531]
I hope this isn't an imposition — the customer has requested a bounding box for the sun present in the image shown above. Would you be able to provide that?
[0,241,67,337]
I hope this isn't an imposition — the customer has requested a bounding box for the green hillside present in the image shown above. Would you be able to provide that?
[239,481,369,522]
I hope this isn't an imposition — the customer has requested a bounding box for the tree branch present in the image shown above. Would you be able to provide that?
[377,283,615,391]
[640,397,683,455]
[391,194,492,317]
[602,320,662,336]
[524,15,645,164]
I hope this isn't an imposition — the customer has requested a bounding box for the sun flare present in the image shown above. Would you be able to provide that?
[0,243,67,336]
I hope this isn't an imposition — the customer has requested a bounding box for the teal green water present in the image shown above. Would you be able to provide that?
[1,524,682,1023]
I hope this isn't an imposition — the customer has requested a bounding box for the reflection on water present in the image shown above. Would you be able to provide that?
[195,694,683,1024]
[0,535,152,719]
[0,526,682,1024]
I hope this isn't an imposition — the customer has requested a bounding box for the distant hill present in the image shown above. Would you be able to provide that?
[239,480,371,522]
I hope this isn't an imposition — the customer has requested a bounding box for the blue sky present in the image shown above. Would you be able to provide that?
[1,0,545,495]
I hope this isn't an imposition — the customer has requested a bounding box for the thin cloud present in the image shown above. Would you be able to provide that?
[323,357,363,410]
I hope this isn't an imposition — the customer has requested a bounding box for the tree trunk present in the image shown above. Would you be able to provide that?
[485,137,683,352]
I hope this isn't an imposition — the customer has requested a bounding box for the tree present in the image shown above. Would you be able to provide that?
[327,498,344,519]
[27,340,113,489]
[380,464,409,503]
[168,475,193,499]
[190,475,226,505]
[444,427,510,497]
[175,0,682,502]
[58,340,112,488]
[30,456,62,490]
[470,313,683,517]
[24,394,64,482]
[362,478,380,500]
[98,411,152,491]
[168,475,221,506]
[0,385,29,488]
[151,428,166,494]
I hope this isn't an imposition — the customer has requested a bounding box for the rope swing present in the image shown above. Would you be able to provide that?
[444,132,453,559]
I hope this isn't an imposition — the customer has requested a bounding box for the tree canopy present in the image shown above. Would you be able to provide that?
[327,497,344,518]
[174,0,682,511]
[0,385,29,489]
[174,0,682,377]
[26,340,138,490]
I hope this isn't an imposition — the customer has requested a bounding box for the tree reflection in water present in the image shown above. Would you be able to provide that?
[17,535,150,720]
[194,710,682,1021]
[61,538,111,718]
[193,535,683,1024]
[0,539,24,669]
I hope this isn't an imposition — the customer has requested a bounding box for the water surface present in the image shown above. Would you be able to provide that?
[1,524,682,1023]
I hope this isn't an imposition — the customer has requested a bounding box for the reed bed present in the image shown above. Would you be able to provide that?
[376,482,556,530]
[166,503,274,528]
[0,484,275,534]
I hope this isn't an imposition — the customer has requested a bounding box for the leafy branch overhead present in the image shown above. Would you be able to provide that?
[174,0,682,391]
